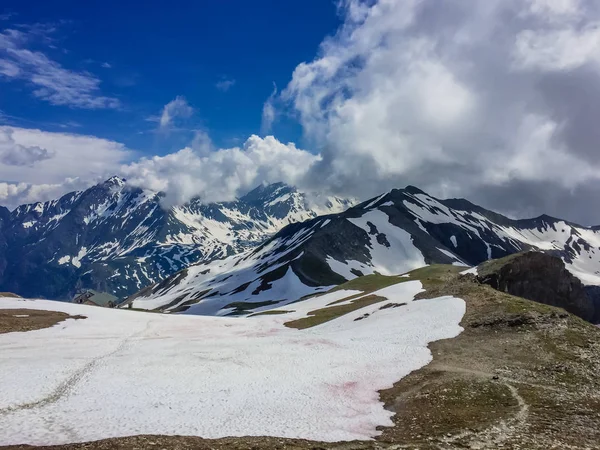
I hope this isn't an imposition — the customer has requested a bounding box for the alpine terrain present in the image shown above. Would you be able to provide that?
[127,185,600,316]
[6,0,600,447]
[0,177,352,300]
[4,186,600,450]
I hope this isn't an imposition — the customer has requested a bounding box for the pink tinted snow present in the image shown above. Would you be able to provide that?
[0,282,464,445]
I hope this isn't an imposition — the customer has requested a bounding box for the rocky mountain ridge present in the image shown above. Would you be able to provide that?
[476,251,600,323]
[127,185,600,315]
[0,178,352,300]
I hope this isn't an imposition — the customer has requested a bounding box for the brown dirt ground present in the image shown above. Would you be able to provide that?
[4,267,600,449]
[0,309,86,334]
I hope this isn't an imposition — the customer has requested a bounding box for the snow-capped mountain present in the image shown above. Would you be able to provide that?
[128,185,600,315]
[0,177,353,300]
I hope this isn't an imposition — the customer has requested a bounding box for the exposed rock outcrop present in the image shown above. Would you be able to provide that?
[477,251,598,323]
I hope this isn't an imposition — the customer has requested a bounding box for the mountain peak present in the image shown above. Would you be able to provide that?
[103,176,126,187]
[536,213,559,222]
[128,184,600,316]
[240,182,295,204]
[403,185,427,195]
[0,178,348,300]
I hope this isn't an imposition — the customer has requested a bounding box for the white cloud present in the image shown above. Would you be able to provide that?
[215,77,235,92]
[525,0,581,19]
[0,128,55,166]
[260,83,278,135]
[513,25,600,71]
[159,96,194,130]
[0,58,19,76]
[0,178,90,209]
[0,126,316,210]
[278,0,600,224]
[0,126,135,208]
[4,0,600,225]
[121,134,318,206]
[0,27,119,109]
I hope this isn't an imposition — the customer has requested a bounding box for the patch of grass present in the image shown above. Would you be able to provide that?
[284,294,386,329]
[329,273,410,293]
[381,374,517,443]
[405,264,464,286]
[501,295,558,316]
[284,265,464,329]
[248,310,293,317]
[476,252,525,279]
[327,291,368,306]
[121,307,163,313]
[223,300,280,315]
[0,309,86,334]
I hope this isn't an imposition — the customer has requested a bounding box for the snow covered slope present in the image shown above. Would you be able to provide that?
[0,178,352,300]
[129,186,600,314]
[0,285,465,445]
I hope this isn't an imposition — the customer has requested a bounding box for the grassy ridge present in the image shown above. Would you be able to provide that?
[284,294,387,329]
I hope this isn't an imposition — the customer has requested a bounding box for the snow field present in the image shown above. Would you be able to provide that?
[0,281,465,445]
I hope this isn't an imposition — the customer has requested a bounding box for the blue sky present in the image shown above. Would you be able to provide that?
[1,0,600,224]
[0,0,340,154]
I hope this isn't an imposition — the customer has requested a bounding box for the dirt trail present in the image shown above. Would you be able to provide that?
[376,269,600,449]
[440,381,529,449]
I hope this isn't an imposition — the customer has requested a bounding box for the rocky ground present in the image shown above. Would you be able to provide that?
[378,266,600,449]
[3,266,600,449]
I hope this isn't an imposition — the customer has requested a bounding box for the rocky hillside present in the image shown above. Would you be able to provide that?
[0,178,352,300]
[477,251,600,323]
[5,266,600,449]
[128,186,600,315]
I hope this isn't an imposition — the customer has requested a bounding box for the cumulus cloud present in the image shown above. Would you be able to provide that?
[0,177,92,209]
[260,83,278,135]
[0,126,317,211]
[159,96,194,130]
[276,0,600,224]
[4,0,600,225]
[0,128,55,166]
[0,126,134,208]
[121,134,318,206]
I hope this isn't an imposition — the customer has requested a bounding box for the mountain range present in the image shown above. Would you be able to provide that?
[127,185,600,315]
[0,177,352,300]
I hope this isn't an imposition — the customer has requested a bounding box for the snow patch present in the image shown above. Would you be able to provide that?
[71,247,88,269]
[347,210,426,275]
[363,194,386,209]
[57,256,70,265]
